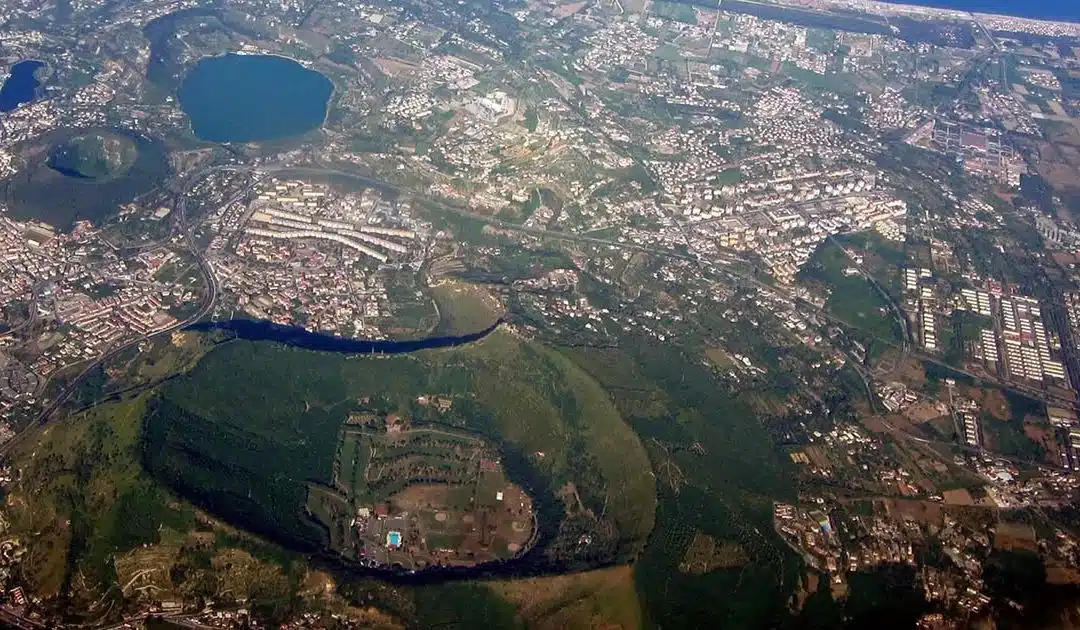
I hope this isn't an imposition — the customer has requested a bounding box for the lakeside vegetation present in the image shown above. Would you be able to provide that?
[430,280,504,336]
[5,128,169,229]
[652,1,697,25]
[2,329,661,626]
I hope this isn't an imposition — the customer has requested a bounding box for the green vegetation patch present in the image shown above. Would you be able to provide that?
[799,238,903,343]
[48,132,138,181]
[5,395,194,609]
[557,335,798,628]
[430,281,503,336]
[142,330,656,564]
[333,426,485,502]
[414,583,522,629]
[6,128,169,230]
[652,1,697,24]
[982,413,1044,462]
[713,168,744,186]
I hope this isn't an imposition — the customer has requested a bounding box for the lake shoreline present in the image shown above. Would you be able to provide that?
[179,53,334,143]
[0,59,46,113]
[185,317,504,354]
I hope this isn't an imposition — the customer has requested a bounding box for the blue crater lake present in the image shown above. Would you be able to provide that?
[178,54,333,143]
[0,60,45,112]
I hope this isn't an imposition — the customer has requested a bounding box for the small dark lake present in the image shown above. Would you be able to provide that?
[4,128,169,230]
[0,60,45,112]
[186,318,501,353]
[178,54,333,143]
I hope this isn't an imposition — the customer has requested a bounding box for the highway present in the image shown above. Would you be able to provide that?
[971,13,1001,54]
[9,154,1077,463]
[7,157,698,457]
[0,281,42,342]
[0,166,221,458]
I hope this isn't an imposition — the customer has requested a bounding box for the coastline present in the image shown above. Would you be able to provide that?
[874,0,1080,25]
[771,0,1080,33]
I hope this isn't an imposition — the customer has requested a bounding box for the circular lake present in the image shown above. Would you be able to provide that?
[0,60,45,112]
[179,54,333,143]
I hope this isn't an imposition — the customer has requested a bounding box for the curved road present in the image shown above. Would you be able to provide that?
[265,164,748,263]
[0,167,221,457]
[8,157,675,456]
[0,281,44,342]
[13,156,1068,462]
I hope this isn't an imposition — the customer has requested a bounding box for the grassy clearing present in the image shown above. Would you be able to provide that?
[652,1,697,24]
[430,281,504,336]
[704,347,735,369]
[336,432,359,493]
[130,332,214,382]
[306,485,353,551]
[334,426,485,500]
[488,565,643,630]
[799,239,902,343]
[114,543,181,600]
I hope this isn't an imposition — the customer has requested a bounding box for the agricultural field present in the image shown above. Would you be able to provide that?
[3,395,192,608]
[307,424,535,568]
[335,426,486,500]
[4,311,819,626]
[119,331,217,385]
[8,285,815,626]
[384,477,532,567]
